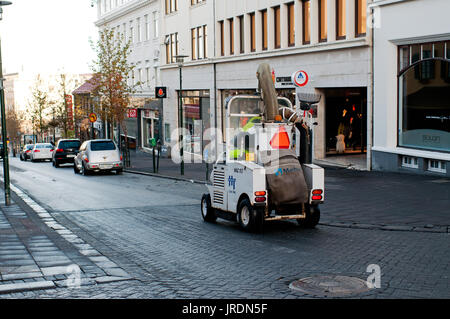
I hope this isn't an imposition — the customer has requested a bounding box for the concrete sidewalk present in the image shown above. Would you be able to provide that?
[0,185,133,295]
[127,150,450,231]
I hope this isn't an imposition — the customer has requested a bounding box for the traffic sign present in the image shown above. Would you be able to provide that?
[127,108,138,118]
[291,70,309,87]
[89,113,97,123]
[155,86,167,99]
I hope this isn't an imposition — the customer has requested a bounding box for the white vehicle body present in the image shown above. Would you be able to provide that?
[74,140,123,175]
[202,94,325,231]
[31,143,54,161]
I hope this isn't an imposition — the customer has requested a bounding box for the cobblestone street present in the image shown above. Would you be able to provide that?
[0,158,449,299]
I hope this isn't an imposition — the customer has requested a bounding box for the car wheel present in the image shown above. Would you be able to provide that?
[73,162,79,174]
[201,193,216,223]
[237,198,264,233]
[20,155,24,161]
[81,162,90,176]
[54,160,60,168]
[297,204,321,229]
[116,169,123,175]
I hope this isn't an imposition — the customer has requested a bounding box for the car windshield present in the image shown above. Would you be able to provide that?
[59,141,81,149]
[90,141,116,151]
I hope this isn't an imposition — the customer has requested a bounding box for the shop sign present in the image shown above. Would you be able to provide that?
[127,108,138,118]
[276,77,294,86]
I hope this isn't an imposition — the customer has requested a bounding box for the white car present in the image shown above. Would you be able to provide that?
[31,143,54,162]
[74,139,123,175]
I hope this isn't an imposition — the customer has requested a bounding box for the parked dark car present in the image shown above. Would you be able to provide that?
[52,139,81,168]
[20,144,34,161]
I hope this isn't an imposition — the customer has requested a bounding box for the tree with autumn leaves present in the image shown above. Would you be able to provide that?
[90,27,141,147]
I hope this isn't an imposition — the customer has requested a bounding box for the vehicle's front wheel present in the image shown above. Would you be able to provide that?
[297,204,321,228]
[20,155,24,161]
[237,198,264,233]
[201,193,217,223]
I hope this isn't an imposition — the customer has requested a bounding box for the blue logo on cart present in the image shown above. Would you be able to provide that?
[275,167,300,176]
[228,176,236,190]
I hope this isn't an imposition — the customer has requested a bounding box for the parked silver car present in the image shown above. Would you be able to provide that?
[74,139,123,175]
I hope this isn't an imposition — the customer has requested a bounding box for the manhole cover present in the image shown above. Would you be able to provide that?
[289,275,370,297]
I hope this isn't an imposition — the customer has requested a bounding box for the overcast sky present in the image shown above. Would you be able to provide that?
[0,0,98,75]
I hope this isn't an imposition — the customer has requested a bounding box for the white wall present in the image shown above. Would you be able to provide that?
[373,0,450,150]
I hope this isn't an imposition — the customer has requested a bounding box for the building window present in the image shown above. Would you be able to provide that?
[136,18,141,43]
[145,15,150,41]
[336,0,346,39]
[153,11,159,38]
[261,9,268,51]
[401,156,419,169]
[192,25,208,60]
[219,21,224,56]
[319,0,327,42]
[129,21,134,44]
[287,2,295,47]
[165,0,177,14]
[239,15,245,53]
[274,6,281,49]
[356,0,367,37]
[428,160,447,173]
[165,33,178,64]
[303,0,311,44]
[191,29,197,60]
[250,13,256,52]
[146,67,150,86]
[398,42,450,153]
[229,18,234,55]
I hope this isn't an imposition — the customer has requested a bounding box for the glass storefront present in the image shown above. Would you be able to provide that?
[398,42,450,152]
[179,90,211,156]
[142,109,161,149]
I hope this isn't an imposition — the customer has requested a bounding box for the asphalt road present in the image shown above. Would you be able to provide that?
[8,157,205,212]
[1,156,449,298]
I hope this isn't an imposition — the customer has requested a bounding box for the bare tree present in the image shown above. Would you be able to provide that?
[90,27,141,146]
[29,75,50,142]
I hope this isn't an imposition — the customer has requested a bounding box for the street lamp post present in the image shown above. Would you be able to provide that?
[0,1,12,206]
[174,55,188,176]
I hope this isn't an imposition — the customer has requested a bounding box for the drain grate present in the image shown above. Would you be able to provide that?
[289,275,370,297]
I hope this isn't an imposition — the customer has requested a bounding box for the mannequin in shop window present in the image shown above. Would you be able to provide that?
[336,108,354,153]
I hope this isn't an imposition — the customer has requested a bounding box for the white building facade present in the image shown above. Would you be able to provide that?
[160,0,373,167]
[371,0,450,176]
[95,0,162,150]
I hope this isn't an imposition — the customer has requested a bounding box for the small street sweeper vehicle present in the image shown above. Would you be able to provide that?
[201,63,324,232]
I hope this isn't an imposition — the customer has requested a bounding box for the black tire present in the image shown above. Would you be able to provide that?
[81,162,90,176]
[55,160,60,168]
[201,194,217,223]
[297,204,321,229]
[73,162,79,174]
[116,169,123,175]
[20,155,24,161]
[237,198,264,233]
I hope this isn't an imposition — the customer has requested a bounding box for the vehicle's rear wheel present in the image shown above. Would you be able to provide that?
[81,162,90,176]
[116,169,123,175]
[237,198,264,233]
[297,204,321,228]
[20,155,24,161]
[73,162,79,174]
[201,193,217,223]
